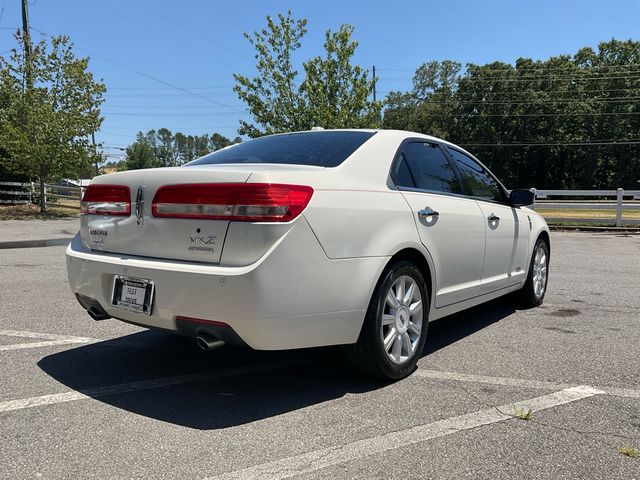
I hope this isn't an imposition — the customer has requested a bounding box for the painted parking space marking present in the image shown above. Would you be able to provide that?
[0,329,96,351]
[413,369,640,399]
[0,361,295,413]
[0,339,97,351]
[206,386,604,480]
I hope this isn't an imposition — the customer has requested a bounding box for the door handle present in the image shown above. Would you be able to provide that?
[418,207,439,218]
[488,213,500,222]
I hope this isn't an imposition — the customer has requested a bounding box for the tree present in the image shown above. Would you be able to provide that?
[209,132,241,151]
[0,33,105,211]
[234,11,380,137]
[302,25,381,128]
[124,134,158,170]
[382,40,640,190]
[233,11,308,137]
[123,130,240,169]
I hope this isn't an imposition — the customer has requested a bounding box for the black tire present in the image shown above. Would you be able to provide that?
[344,260,429,380]
[518,237,550,308]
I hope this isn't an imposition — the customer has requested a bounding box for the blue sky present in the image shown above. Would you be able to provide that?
[1,0,639,161]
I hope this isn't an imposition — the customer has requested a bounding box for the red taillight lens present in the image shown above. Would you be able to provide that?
[81,185,131,216]
[151,183,314,222]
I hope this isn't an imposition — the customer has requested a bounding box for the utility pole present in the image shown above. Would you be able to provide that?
[22,0,44,211]
[91,132,100,176]
[21,0,32,90]
[372,65,377,102]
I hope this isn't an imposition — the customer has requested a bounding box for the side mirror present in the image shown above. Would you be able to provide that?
[510,189,535,207]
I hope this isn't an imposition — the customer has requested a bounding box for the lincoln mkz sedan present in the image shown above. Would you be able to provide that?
[67,129,550,379]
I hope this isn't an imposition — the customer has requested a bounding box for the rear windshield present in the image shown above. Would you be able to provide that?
[185,131,375,168]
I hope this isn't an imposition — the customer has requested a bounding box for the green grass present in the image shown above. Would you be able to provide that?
[536,208,640,220]
[0,203,79,220]
[618,446,639,458]
[513,407,533,421]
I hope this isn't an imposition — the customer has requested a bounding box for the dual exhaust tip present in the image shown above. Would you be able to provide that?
[83,299,225,351]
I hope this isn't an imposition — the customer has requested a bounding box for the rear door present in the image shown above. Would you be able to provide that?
[394,141,486,308]
[446,147,530,294]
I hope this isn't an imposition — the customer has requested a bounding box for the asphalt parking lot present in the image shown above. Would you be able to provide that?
[1,230,639,479]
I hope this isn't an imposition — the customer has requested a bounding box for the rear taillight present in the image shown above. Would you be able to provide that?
[81,185,131,216]
[151,183,314,222]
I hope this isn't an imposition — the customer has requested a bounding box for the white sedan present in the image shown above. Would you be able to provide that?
[66,129,550,379]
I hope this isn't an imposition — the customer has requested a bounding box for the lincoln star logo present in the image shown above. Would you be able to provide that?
[135,186,145,226]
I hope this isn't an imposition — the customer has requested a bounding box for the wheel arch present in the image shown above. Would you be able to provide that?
[537,230,551,257]
[385,247,434,308]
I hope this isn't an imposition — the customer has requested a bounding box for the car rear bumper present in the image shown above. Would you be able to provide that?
[65,218,387,350]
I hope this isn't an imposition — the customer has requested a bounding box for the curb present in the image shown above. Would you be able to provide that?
[0,238,73,249]
[549,226,640,233]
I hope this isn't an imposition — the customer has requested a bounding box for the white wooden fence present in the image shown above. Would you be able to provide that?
[533,188,640,227]
[0,181,84,209]
[1,181,638,226]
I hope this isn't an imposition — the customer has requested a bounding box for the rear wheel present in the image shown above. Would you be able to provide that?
[344,260,429,380]
[519,238,549,307]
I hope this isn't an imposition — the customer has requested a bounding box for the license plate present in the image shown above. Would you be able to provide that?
[111,276,154,315]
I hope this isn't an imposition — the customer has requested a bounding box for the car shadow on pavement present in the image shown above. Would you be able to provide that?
[38,331,381,430]
[422,296,517,356]
[38,297,516,430]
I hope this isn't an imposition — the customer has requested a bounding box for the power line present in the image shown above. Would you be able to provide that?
[461,140,640,147]
[402,96,640,106]
[378,73,640,83]
[107,86,235,91]
[102,112,243,117]
[377,63,640,74]
[420,111,640,118]
[93,0,239,70]
[132,0,251,63]
[30,26,246,115]
[104,96,640,109]
[378,86,640,97]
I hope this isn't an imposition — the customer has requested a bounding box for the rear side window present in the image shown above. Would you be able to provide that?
[397,142,462,194]
[185,131,375,168]
[447,148,505,202]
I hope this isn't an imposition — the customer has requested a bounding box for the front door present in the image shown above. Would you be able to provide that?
[393,141,486,307]
[446,147,530,293]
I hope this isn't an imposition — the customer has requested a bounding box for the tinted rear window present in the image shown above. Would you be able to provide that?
[185,131,375,168]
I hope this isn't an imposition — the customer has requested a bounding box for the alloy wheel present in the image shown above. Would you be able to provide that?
[380,275,423,364]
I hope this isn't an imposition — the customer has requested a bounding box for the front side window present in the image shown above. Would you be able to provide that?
[397,142,461,194]
[447,148,505,202]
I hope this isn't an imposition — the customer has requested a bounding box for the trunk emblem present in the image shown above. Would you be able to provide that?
[135,186,145,225]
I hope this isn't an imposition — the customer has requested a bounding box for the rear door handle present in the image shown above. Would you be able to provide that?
[418,207,439,218]
[488,213,500,222]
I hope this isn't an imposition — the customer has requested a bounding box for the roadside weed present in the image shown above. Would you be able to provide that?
[618,447,639,458]
[513,407,533,421]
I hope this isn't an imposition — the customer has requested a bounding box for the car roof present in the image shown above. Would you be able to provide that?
[282,128,474,158]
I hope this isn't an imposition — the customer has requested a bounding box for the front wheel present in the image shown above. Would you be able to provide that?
[344,260,429,380]
[519,238,550,307]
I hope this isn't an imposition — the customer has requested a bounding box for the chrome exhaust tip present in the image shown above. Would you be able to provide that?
[196,333,225,351]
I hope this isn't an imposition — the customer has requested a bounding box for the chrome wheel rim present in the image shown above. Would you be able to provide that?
[532,245,548,299]
[381,275,423,364]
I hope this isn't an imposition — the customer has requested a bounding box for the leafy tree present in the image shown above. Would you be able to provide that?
[124,134,158,170]
[0,33,105,211]
[302,25,381,128]
[209,132,241,151]
[123,130,240,169]
[233,11,309,137]
[383,40,640,190]
[234,11,380,137]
